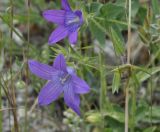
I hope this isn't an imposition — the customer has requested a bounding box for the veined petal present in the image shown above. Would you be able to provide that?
[72,75,90,94]
[53,54,67,72]
[43,10,65,25]
[38,80,63,105]
[28,60,53,80]
[61,0,72,11]
[69,30,78,44]
[74,10,83,24]
[63,83,80,115]
[48,26,68,45]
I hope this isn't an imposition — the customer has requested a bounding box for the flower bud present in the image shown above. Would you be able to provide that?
[86,113,102,124]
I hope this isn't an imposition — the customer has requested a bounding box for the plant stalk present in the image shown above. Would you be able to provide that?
[10,0,19,131]
[125,0,131,132]
[24,0,30,131]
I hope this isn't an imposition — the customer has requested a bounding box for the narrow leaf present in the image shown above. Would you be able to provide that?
[110,28,125,55]
[112,71,121,93]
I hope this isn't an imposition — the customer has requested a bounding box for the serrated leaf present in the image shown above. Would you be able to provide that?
[110,28,125,55]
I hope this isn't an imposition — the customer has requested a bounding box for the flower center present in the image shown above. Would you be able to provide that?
[65,12,80,26]
[60,73,71,85]
[66,16,80,25]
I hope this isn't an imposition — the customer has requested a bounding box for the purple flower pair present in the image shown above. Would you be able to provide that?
[28,0,88,115]
[43,0,83,45]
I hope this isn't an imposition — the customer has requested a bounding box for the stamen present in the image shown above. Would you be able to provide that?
[67,17,80,25]
[60,74,71,84]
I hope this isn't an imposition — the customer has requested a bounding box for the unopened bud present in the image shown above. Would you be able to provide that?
[86,113,102,124]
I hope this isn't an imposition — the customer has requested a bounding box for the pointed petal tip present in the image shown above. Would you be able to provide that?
[57,53,64,58]
[61,0,72,11]
[28,60,36,69]
[53,53,67,71]
[28,59,34,65]
[48,26,68,45]
[38,99,49,106]
[69,31,78,45]
[70,105,81,116]
[76,109,81,116]
[72,75,90,94]
[48,38,56,45]
[48,40,55,45]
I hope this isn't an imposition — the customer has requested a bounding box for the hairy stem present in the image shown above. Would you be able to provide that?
[99,53,107,129]
[125,0,131,132]
[9,0,19,131]
[24,0,30,131]
[125,77,130,132]
[0,29,2,132]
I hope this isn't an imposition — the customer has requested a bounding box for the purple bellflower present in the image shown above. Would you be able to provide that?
[28,54,90,115]
[43,0,83,45]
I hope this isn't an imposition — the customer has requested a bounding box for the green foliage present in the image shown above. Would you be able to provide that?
[112,71,121,93]
[0,0,160,131]
[109,27,125,55]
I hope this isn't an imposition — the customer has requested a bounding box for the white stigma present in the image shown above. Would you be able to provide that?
[67,17,80,25]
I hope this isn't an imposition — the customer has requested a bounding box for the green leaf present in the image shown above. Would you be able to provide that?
[109,28,125,55]
[136,67,160,82]
[86,2,102,14]
[137,7,147,24]
[152,0,160,15]
[131,71,140,88]
[105,109,125,123]
[143,127,157,132]
[112,71,121,93]
[89,18,106,45]
[100,3,125,19]
[131,0,140,17]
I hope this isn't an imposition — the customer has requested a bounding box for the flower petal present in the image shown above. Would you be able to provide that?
[48,26,68,45]
[63,83,80,115]
[69,30,78,44]
[74,10,83,23]
[38,80,63,105]
[28,60,53,80]
[53,54,67,72]
[72,75,90,94]
[43,10,65,25]
[61,0,72,11]
[65,11,82,33]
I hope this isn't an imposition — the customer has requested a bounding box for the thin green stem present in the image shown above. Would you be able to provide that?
[99,53,107,111]
[130,86,136,132]
[0,29,2,132]
[9,0,19,131]
[99,53,107,129]
[125,0,131,132]
[125,77,130,132]
[24,0,30,131]
[0,79,2,132]
[127,0,131,64]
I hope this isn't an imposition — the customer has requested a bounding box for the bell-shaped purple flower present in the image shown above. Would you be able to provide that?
[43,0,83,45]
[28,54,90,115]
